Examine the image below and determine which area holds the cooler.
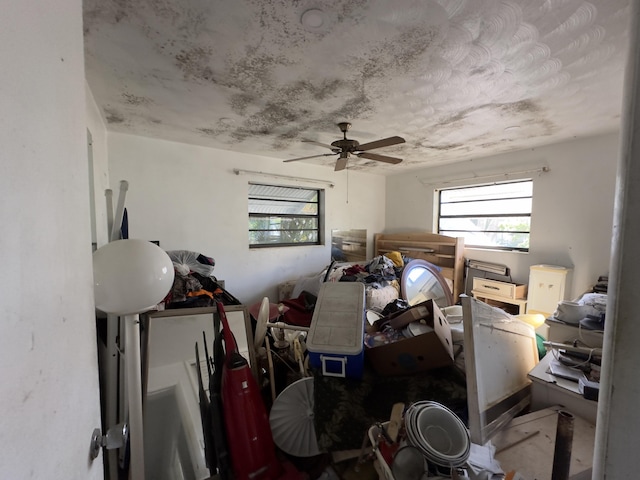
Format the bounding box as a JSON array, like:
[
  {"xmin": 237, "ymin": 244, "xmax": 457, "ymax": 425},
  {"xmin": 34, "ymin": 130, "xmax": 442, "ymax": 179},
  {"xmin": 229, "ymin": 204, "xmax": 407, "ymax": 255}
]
[{"xmin": 307, "ymin": 282, "xmax": 365, "ymax": 379}]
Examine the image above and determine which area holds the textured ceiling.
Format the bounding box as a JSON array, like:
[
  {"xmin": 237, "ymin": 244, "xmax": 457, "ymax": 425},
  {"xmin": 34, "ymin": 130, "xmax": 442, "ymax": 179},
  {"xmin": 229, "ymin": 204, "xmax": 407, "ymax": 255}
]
[{"xmin": 83, "ymin": 0, "xmax": 631, "ymax": 175}]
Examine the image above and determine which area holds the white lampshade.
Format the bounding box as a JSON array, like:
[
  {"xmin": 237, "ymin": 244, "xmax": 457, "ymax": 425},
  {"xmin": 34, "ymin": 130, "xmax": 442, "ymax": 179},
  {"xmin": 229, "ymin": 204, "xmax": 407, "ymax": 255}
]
[{"xmin": 93, "ymin": 239, "xmax": 175, "ymax": 315}]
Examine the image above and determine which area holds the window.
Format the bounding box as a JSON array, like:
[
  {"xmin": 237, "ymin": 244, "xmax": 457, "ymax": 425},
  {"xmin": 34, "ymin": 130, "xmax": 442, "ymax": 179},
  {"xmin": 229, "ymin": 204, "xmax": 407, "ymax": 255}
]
[
  {"xmin": 438, "ymin": 180, "xmax": 532, "ymax": 251},
  {"xmin": 248, "ymin": 183, "xmax": 323, "ymax": 247}
]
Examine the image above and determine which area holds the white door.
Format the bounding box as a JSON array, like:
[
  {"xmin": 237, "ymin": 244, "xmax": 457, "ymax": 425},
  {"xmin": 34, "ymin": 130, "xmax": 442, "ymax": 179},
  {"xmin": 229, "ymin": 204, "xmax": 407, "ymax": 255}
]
[{"xmin": 0, "ymin": 2, "xmax": 104, "ymax": 477}]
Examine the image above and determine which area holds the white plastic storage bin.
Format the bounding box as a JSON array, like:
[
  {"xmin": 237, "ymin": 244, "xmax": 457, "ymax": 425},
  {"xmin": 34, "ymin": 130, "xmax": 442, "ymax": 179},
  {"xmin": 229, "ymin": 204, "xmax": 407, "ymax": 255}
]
[{"xmin": 307, "ymin": 282, "xmax": 365, "ymax": 379}]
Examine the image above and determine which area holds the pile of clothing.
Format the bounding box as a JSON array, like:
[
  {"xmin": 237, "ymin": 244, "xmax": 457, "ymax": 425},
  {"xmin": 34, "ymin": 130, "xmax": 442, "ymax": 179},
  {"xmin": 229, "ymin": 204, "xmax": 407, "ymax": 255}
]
[{"xmin": 163, "ymin": 250, "xmax": 240, "ymax": 308}]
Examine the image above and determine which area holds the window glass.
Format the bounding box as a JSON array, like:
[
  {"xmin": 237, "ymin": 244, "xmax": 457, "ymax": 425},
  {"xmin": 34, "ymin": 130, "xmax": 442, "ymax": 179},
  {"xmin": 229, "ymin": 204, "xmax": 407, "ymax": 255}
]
[
  {"xmin": 438, "ymin": 180, "xmax": 532, "ymax": 251},
  {"xmin": 248, "ymin": 184, "xmax": 322, "ymax": 247}
]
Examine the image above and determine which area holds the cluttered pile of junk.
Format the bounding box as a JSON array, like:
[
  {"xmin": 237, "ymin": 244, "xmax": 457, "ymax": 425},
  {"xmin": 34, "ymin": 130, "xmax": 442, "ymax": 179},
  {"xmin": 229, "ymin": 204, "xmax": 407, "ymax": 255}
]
[
  {"xmin": 161, "ymin": 250, "xmax": 304, "ymax": 480},
  {"xmin": 165, "ymin": 250, "xmax": 532, "ymax": 480}
]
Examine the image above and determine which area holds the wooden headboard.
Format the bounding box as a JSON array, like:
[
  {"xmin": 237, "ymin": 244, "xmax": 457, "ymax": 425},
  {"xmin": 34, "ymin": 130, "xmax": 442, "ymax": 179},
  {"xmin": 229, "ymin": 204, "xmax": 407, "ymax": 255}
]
[{"xmin": 374, "ymin": 232, "xmax": 465, "ymax": 301}]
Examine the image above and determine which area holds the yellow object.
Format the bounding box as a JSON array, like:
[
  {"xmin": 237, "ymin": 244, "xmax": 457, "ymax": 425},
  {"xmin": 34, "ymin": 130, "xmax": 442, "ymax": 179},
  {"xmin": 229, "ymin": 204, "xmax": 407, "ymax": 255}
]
[
  {"xmin": 385, "ymin": 251, "xmax": 404, "ymax": 267},
  {"xmin": 516, "ymin": 313, "xmax": 546, "ymax": 328}
]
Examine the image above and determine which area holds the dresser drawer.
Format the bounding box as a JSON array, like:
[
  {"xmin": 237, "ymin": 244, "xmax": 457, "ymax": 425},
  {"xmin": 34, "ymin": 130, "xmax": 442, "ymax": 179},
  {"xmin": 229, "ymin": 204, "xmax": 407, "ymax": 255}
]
[{"xmin": 472, "ymin": 278, "xmax": 527, "ymax": 299}]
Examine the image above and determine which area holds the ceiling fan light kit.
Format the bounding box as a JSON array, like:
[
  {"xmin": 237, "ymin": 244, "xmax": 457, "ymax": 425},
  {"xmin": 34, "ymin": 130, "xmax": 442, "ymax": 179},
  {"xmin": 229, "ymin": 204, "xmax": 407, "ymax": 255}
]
[{"xmin": 285, "ymin": 122, "xmax": 405, "ymax": 171}]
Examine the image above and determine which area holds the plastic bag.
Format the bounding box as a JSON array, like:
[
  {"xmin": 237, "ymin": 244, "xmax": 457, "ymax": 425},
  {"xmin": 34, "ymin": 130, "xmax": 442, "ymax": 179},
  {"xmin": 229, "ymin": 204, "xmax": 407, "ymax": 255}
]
[{"xmin": 167, "ymin": 250, "xmax": 215, "ymax": 277}]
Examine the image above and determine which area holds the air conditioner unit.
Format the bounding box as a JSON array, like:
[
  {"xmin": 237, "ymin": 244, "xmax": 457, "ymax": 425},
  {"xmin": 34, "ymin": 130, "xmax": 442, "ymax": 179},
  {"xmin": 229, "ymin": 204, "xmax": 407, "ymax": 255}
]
[{"xmin": 467, "ymin": 259, "xmax": 509, "ymax": 276}]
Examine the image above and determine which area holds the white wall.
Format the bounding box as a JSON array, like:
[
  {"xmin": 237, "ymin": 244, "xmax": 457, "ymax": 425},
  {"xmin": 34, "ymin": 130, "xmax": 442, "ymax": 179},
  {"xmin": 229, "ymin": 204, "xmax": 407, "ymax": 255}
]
[
  {"xmin": 106, "ymin": 131, "xmax": 619, "ymax": 304},
  {"xmin": 385, "ymin": 132, "xmax": 619, "ymax": 300},
  {"xmin": 107, "ymin": 133, "xmax": 386, "ymax": 307},
  {"xmin": 0, "ymin": 1, "xmax": 103, "ymax": 478}
]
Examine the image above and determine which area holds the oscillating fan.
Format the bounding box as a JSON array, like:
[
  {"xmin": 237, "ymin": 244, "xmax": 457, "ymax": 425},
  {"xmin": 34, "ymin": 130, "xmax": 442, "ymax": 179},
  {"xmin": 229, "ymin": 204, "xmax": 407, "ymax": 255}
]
[{"xmin": 269, "ymin": 377, "xmax": 320, "ymax": 457}]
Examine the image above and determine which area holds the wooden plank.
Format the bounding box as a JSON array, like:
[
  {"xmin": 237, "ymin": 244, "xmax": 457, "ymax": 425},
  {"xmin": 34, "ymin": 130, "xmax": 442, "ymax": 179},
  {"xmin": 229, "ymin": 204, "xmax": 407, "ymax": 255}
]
[
  {"xmin": 494, "ymin": 407, "xmax": 596, "ymax": 479},
  {"xmin": 376, "ymin": 232, "xmax": 457, "ymax": 244}
]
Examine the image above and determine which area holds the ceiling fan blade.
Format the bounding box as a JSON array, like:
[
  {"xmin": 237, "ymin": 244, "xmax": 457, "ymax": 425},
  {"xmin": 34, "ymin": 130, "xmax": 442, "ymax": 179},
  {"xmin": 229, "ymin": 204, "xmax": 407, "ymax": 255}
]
[
  {"xmin": 283, "ymin": 153, "xmax": 336, "ymax": 163},
  {"xmin": 357, "ymin": 152, "xmax": 403, "ymax": 164},
  {"xmin": 301, "ymin": 139, "xmax": 337, "ymax": 151},
  {"xmin": 357, "ymin": 136, "xmax": 406, "ymax": 151},
  {"xmin": 334, "ymin": 156, "xmax": 349, "ymax": 171}
]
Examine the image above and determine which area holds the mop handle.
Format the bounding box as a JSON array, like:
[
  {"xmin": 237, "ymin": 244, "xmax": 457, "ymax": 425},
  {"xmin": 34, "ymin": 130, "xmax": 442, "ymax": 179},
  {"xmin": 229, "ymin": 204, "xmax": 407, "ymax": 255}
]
[{"xmin": 216, "ymin": 301, "xmax": 239, "ymax": 363}]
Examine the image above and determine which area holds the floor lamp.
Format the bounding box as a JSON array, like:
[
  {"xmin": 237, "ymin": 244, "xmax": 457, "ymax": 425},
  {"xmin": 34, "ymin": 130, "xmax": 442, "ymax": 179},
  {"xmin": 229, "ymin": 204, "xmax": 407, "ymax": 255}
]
[{"xmin": 93, "ymin": 239, "xmax": 175, "ymax": 480}]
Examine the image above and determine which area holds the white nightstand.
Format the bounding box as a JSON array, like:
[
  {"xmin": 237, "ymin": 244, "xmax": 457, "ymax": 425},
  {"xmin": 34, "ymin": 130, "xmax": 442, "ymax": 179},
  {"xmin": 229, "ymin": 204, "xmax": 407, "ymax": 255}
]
[
  {"xmin": 471, "ymin": 278, "xmax": 528, "ymax": 314},
  {"xmin": 527, "ymin": 265, "xmax": 572, "ymax": 317}
]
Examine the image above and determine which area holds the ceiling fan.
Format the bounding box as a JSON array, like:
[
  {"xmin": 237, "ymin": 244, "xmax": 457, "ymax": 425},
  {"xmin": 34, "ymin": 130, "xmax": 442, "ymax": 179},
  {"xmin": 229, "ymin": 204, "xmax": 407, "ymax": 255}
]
[{"xmin": 284, "ymin": 122, "xmax": 406, "ymax": 171}]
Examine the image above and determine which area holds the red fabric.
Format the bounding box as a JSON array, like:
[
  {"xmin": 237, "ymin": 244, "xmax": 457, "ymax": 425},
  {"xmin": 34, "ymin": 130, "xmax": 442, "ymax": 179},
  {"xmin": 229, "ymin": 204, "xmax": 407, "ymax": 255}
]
[{"xmin": 281, "ymin": 294, "xmax": 315, "ymax": 328}]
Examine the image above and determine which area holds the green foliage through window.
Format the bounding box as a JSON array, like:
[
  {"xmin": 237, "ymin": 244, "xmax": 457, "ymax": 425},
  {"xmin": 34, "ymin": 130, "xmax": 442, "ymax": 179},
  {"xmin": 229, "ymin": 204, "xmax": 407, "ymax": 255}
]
[
  {"xmin": 438, "ymin": 180, "xmax": 532, "ymax": 251},
  {"xmin": 248, "ymin": 184, "xmax": 322, "ymax": 247}
]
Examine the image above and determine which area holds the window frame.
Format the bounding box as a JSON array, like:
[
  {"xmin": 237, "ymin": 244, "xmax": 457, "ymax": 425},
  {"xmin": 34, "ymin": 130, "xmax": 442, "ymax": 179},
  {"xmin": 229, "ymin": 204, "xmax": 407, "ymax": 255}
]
[
  {"xmin": 248, "ymin": 182, "xmax": 324, "ymax": 249},
  {"xmin": 436, "ymin": 179, "xmax": 533, "ymax": 252}
]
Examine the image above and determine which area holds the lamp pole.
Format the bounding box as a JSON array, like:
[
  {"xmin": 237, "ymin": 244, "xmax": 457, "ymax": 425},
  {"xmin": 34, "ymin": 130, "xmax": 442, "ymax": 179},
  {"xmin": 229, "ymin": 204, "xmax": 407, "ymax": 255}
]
[
  {"xmin": 125, "ymin": 314, "xmax": 145, "ymax": 480},
  {"xmin": 92, "ymin": 239, "xmax": 175, "ymax": 480}
]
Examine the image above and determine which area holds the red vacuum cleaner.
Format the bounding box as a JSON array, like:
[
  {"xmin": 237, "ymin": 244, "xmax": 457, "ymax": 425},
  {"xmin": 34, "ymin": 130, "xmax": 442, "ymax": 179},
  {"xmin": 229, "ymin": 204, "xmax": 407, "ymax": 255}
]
[{"xmin": 217, "ymin": 302, "xmax": 302, "ymax": 480}]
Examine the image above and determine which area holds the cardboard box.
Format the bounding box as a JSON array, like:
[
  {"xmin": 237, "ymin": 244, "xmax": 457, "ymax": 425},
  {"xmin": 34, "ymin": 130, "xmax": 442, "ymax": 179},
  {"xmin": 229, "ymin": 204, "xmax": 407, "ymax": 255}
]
[
  {"xmin": 365, "ymin": 300, "xmax": 454, "ymax": 376},
  {"xmin": 388, "ymin": 301, "xmax": 432, "ymax": 329}
]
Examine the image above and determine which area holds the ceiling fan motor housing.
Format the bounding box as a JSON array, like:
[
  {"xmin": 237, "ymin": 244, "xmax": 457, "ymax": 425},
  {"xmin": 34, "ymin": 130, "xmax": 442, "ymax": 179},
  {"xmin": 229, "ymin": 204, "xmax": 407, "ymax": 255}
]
[{"xmin": 331, "ymin": 138, "xmax": 360, "ymax": 152}]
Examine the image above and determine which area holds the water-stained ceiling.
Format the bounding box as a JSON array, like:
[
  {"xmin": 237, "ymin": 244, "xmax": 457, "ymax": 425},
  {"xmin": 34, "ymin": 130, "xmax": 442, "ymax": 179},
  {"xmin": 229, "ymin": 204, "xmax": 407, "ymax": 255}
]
[{"xmin": 83, "ymin": 0, "xmax": 631, "ymax": 174}]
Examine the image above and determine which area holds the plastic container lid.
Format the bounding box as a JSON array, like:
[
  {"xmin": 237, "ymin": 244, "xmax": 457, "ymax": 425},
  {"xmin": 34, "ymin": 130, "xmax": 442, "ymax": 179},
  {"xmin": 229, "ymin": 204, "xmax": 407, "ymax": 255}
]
[{"xmin": 307, "ymin": 282, "xmax": 365, "ymax": 356}]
